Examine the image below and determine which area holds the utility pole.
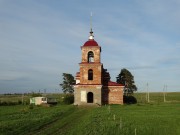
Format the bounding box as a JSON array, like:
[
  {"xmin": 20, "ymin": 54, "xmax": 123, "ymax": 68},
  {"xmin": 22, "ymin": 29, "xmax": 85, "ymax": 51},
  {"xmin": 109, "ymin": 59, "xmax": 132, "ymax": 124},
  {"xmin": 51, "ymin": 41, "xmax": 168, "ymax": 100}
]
[
  {"xmin": 165, "ymin": 85, "xmax": 167, "ymax": 101},
  {"xmin": 147, "ymin": 83, "xmax": 149, "ymax": 103},
  {"xmin": 146, "ymin": 85, "xmax": 147, "ymax": 101},
  {"xmin": 22, "ymin": 93, "xmax": 24, "ymax": 105},
  {"xmin": 163, "ymin": 85, "xmax": 165, "ymax": 102}
]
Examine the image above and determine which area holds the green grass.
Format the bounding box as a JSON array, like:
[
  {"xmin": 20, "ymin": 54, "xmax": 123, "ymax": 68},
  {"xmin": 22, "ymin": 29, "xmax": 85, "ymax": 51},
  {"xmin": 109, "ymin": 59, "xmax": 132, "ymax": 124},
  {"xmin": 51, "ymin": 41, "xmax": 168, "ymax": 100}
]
[
  {"xmin": 134, "ymin": 92, "xmax": 180, "ymax": 103},
  {"xmin": 0, "ymin": 92, "xmax": 180, "ymax": 135}
]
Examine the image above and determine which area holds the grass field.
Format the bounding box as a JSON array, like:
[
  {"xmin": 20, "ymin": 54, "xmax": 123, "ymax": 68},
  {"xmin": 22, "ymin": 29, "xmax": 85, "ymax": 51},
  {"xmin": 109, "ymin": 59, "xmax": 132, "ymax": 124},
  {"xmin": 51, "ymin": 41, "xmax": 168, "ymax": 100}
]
[
  {"xmin": 0, "ymin": 92, "xmax": 180, "ymax": 135},
  {"xmin": 134, "ymin": 92, "xmax": 180, "ymax": 103}
]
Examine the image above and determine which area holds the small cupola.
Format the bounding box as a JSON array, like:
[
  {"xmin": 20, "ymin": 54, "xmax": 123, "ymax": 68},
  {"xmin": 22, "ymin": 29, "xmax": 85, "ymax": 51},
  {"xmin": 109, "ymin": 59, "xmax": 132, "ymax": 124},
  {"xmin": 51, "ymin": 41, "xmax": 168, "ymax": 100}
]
[
  {"xmin": 83, "ymin": 29, "xmax": 99, "ymax": 46},
  {"xmin": 89, "ymin": 28, "xmax": 94, "ymax": 40}
]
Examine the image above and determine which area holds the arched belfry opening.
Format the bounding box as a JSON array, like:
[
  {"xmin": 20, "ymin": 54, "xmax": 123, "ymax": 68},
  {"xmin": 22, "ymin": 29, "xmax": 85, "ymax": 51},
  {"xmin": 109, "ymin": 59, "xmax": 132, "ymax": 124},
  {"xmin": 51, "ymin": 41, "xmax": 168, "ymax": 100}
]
[
  {"xmin": 87, "ymin": 92, "xmax": 93, "ymax": 103},
  {"xmin": 88, "ymin": 69, "xmax": 93, "ymax": 80},
  {"xmin": 88, "ymin": 51, "xmax": 94, "ymax": 63}
]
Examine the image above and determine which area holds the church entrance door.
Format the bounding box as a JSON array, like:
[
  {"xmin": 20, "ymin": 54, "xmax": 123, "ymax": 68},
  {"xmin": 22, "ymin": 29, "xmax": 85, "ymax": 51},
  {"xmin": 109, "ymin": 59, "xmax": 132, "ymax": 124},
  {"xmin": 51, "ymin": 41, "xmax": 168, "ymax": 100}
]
[{"xmin": 87, "ymin": 92, "xmax": 93, "ymax": 103}]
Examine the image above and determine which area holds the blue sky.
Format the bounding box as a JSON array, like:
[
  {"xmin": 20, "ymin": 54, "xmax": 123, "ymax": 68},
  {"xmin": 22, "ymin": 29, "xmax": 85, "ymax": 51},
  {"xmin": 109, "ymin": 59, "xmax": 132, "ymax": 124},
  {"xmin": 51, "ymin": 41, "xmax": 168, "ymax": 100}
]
[{"xmin": 0, "ymin": 0, "xmax": 180, "ymax": 93}]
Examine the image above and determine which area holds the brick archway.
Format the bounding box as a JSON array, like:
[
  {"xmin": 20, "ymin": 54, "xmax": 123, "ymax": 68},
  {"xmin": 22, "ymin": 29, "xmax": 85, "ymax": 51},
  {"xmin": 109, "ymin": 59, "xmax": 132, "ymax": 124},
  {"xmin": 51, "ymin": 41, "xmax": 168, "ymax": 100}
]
[{"xmin": 87, "ymin": 92, "xmax": 93, "ymax": 103}]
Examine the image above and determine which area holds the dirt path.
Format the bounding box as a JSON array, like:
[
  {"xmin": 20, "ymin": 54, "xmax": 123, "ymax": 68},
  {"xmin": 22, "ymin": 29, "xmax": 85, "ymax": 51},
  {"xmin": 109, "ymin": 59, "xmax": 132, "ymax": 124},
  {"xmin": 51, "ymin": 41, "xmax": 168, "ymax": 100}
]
[{"xmin": 27, "ymin": 106, "xmax": 92, "ymax": 135}]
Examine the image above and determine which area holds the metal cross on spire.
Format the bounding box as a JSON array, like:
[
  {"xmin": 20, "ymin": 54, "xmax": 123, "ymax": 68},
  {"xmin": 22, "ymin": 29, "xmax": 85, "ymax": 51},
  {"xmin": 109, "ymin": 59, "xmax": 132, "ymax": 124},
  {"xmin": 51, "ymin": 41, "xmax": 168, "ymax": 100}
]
[
  {"xmin": 90, "ymin": 12, "xmax": 93, "ymax": 32},
  {"xmin": 89, "ymin": 12, "xmax": 94, "ymax": 40}
]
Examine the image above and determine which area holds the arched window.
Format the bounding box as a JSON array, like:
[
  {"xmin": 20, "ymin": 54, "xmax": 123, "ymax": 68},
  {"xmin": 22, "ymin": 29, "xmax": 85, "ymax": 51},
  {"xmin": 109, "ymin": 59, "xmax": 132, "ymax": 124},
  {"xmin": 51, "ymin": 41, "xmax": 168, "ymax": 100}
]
[
  {"xmin": 88, "ymin": 51, "xmax": 94, "ymax": 63},
  {"xmin": 88, "ymin": 69, "xmax": 93, "ymax": 80},
  {"xmin": 87, "ymin": 92, "xmax": 93, "ymax": 103}
]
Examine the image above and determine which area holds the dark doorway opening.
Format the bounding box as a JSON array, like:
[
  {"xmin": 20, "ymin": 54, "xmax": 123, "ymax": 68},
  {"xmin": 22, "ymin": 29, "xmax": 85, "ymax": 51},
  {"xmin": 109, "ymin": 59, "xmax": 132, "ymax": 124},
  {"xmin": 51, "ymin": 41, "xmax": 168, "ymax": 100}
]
[{"xmin": 87, "ymin": 92, "xmax": 93, "ymax": 103}]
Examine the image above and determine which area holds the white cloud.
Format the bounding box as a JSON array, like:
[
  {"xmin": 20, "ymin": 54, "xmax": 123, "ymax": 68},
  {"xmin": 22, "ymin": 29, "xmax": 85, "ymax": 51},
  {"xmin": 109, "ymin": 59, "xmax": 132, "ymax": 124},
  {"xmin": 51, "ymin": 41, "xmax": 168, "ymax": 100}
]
[{"xmin": 0, "ymin": 0, "xmax": 180, "ymax": 93}]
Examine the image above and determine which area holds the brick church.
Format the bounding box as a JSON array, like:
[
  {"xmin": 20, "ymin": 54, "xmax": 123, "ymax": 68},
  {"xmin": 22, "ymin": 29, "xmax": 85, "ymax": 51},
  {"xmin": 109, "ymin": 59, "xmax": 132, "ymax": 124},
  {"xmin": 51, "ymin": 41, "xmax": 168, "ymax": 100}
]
[{"xmin": 74, "ymin": 28, "xmax": 124, "ymax": 105}]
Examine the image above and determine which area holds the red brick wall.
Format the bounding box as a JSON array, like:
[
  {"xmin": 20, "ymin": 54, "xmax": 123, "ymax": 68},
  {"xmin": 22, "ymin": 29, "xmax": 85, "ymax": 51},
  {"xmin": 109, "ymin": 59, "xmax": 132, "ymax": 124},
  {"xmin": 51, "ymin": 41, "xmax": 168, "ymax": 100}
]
[
  {"xmin": 79, "ymin": 63, "xmax": 102, "ymax": 84},
  {"xmin": 102, "ymin": 86, "xmax": 123, "ymax": 104}
]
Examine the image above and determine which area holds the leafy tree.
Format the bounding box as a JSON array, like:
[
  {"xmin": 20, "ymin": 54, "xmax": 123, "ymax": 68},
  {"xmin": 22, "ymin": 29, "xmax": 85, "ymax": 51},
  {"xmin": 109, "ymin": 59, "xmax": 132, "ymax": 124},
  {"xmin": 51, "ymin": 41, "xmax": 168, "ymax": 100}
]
[
  {"xmin": 116, "ymin": 68, "xmax": 137, "ymax": 96},
  {"xmin": 60, "ymin": 73, "xmax": 75, "ymax": 94}
]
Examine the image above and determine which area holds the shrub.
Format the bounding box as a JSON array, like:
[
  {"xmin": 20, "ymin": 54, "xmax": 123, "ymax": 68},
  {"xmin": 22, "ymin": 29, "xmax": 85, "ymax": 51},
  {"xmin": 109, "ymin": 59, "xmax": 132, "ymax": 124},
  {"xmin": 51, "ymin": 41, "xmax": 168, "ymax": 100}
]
[
  {"xmin": 123, "ymin": 95, "xmax": 137, "ymax": 104},
  {"xmin": 63, "ymin": 94, "xmax": 74, "ymax": 104},
  {"xmin": 0, "ymin": 101, "xmax": 7, "ymax": 106},
  {"xmin": 18, "ymin": 100, "xmax": 22, "ymax": 105},
  {"xmin": 29, "ymin": 104, "xmax": 34, "ymax": 109}
]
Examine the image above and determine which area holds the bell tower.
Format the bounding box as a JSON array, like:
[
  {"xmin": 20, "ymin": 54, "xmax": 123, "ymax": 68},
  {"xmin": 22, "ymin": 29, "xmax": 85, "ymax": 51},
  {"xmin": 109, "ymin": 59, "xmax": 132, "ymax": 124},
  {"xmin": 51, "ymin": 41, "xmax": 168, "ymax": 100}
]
[
  {"xmin": 74, "ymin": 28, "xmax": 103, "ymax": 105},
  {"xmin": 79, "ymin": 30, "xmax": 102, "ymax": 85},
  {"xmin": 74, "ymin": 14, "xmax": 124, "ymax": 106}
]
